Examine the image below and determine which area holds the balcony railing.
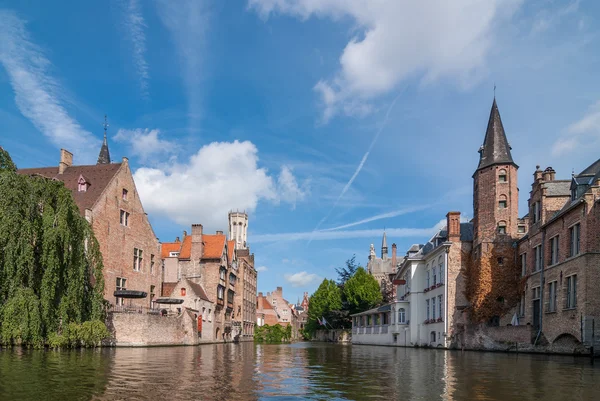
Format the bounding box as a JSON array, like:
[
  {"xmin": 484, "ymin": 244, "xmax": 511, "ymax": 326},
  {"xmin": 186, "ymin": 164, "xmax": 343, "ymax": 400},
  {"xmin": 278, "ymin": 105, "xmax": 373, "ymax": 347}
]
[
  {"xmin": 111, "ymin": 305, "xmax": 162, "ymax": 315},
  {"xmin": 381, "ymin": 325, "xmax": 388, "ymax": 334}
]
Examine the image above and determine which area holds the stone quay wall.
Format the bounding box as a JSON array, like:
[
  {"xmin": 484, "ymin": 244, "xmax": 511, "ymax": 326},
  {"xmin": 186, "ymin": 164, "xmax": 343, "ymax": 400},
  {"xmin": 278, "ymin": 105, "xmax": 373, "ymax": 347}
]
[{"xmin": 313, "ymin": 329, "xmax": 351, "ymax": 343}]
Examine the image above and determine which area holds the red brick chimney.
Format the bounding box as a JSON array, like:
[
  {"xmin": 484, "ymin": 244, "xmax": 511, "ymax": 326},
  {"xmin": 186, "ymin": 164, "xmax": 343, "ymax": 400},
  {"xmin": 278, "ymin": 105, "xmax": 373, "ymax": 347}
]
[
  {"xmin": 446, "ymin": 211, "xmax": 461, "ymax": 241},
  {"xmin": 391, "ymin": 243, "xmax": 397, "ymax": 268}
]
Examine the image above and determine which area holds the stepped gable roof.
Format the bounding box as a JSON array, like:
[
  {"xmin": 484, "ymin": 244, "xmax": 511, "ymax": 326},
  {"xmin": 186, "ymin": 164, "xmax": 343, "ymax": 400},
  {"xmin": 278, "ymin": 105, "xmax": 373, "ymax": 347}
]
[
  {"xmin": 476, "ymin": 98, "xmax": 517, "ymax": 171},
  {"xmin": 202, "ymin": 234, "xmax": 226, "ymax": 259},
  {"xmin": 186, "ymin": 280, "xmax": 211, "ymax": 302},
  {"xmin": 17, "ymin": 163, "xmax": 122, "ymax": 215}
]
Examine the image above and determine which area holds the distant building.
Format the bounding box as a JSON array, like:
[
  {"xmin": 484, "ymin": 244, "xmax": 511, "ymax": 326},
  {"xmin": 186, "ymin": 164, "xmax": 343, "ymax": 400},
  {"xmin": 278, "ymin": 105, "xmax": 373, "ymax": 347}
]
[
  {"xmin": 18, "ymin": 137, "xmax": 161, "ymax": 310},
  {"xmin": 367, "ymin": 233, "xmax": 399, "ymax": 302},
  {"xmin": 256, "ymin": 292, "xmax": 278, "ymax": 326}
]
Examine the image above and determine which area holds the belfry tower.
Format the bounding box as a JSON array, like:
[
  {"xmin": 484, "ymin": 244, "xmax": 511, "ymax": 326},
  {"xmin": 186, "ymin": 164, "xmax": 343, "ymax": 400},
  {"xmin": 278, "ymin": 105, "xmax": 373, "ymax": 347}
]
[{"xmin": 228, "ymin": 211, "xmax": 248, "ymax": 250}]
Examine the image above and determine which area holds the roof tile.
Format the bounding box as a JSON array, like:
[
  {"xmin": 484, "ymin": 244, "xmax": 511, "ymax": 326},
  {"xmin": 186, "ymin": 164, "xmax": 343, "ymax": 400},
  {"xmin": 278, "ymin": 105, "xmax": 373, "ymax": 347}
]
[{"xmin": 202, "ymin": 234, "xmax": 226, "ymax": 259}]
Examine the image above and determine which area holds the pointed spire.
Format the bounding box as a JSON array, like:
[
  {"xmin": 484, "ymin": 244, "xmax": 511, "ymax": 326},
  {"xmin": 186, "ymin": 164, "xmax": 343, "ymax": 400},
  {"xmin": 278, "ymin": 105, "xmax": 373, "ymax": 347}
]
[
  {"xmin": 381, "ymin": 230, "xmax": 388, "ymax": 258},
  {"xmin": 476, "ymin": 98, "xmax": 516, "ymax": 171},
  {"xmin": 97, "ymin": 115, "xmax": 111, "ymax": 164}
]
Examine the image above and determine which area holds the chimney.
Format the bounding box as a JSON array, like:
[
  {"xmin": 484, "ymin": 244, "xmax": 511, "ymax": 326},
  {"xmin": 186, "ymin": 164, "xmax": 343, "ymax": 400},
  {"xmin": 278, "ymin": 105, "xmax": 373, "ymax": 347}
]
[
  {"xmin": 534, "ymin": 165, "xmax": 543, "ymax": 182},
  {"xmin": 192, "ymin": 224, "xmax": 203, "ymax": 257},
  {"xmin": 175, "ymin": 236, "xmax": 180, "ymax": 243},
  {"xmin": 216, "ymin": 230, "xmax": 224, "ymax": 235},
  {"xmin": 258, "ymin": 292, "xmax": 263, "ymax": 298},
  {"xmin": 58, "ymin": 149, "xmax": 73, "ymax": 174},
  {"xmin": 446, "ymin": 211, "xmax": 461, "ymax": 241},
  {"xmin": 276, "ymin": 286, "xmax": 282, "ymax": 296},
  {"xmin": 543, "ymin": 167, "xmax": 556, "ymax": 182},
  {"xmin": 391, "ymin": 243, "xmax": 397, "ymax": 268}
]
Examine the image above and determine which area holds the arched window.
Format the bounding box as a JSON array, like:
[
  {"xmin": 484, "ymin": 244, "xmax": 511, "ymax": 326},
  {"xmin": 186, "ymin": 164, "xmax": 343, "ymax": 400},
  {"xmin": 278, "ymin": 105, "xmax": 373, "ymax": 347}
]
[
  {"xmin": 398, "ymin": 308, "xmax": 406, "ymax": 324},
  {"xmin": 499, "ymin": 194, "xmax": 508, "ymax": 209},
  {"xmin": 498, "ymin": 221, "xmax": 507, "ymax": 235},
  {"xmin": 499, "ymin": 169, "xmax": 507, "ymax": 182},
  {"xmin": 430, "ymin": 331, "xmax": 436, "ymax": 343}
]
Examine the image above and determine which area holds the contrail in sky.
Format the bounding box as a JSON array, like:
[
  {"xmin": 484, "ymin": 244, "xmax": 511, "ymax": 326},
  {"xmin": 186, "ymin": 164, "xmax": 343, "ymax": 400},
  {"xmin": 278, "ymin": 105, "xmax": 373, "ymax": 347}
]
[{"xmin": 308, "ymin": 91, "xmax": 404, "ymax": 243}]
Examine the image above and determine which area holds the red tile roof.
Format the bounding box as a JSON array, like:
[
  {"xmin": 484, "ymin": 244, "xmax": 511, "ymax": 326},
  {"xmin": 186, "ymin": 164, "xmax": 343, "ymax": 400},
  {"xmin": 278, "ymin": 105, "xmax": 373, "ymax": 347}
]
[
  {"xmin": 202, "ymin": 234, "xmax": 226, "ymax": 259},
  {"xmin": 258, "ymin": 295, "xmax": 274, "ymax": 311},
  {"xmin": 18, "ymin": 163, "xmax": 122, "ymax": 215},
  {"xmin": 161, "ymin": 241, "xmax": 181, "ymax": 258},
  {"xmin": 179, "ymin": 236, "xmax": 192, "ymax": 259},
  {"xmin": 227, "ymin": 240, "xmax": 235, "ymax": 263}
]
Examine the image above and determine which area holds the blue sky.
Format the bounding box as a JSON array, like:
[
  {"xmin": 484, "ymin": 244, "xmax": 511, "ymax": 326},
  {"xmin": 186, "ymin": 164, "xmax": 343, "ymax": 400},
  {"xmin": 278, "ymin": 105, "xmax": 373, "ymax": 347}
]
[{"xmin": 1, "ymin": 0, "xmax": 599, "ymax": 303}]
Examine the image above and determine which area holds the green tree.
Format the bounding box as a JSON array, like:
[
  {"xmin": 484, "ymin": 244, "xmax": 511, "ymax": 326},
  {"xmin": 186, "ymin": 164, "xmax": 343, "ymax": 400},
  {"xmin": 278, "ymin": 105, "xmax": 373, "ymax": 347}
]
[
  {"xmin": 343, "ymin": 267, "xmax": 383, "ymax": 315},
  {"xmin": 335, "ymin": 255, "xmax": 358, "ymax": 286},
  {"xmin": 305, "ymin": 279, "xmax": 342, "ymax": 335},
  {"xmin": 0, "ymin": 148, "xmax": 106, "ymax": 347}
]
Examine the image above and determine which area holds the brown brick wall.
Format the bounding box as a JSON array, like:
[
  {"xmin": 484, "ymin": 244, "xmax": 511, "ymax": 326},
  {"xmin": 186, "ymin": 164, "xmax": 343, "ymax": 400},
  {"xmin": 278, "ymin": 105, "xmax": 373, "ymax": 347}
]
[{"xmin": 91, "ymin": 161, "xmax": 161, "ymax": 309}]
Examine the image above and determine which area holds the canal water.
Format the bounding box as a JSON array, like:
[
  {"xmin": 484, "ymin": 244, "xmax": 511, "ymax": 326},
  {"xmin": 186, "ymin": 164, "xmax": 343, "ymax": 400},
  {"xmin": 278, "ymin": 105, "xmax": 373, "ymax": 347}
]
[{"xmin": 1, "ymin": 342, "xmax": 598, "ymax": 400}]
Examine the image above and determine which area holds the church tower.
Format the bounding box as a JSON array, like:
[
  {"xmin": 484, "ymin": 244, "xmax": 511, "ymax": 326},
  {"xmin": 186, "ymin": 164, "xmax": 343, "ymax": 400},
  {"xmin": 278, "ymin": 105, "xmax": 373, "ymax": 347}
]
[
  {"xmin": 381, "ymin": 231, "xmax": 388, "ymax": 259},
  {"xmin": 472, "ymin": 98, "xmax": 519, "ymax": 255},
  {"xmin": 228, "ymin": 211, "xmax": 248, "ymax": 250}
]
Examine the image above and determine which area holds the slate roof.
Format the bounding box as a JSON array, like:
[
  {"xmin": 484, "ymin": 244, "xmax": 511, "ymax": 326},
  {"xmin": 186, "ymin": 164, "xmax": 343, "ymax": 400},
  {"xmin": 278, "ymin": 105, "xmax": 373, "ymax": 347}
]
[
  {"xmin": 17, "ymin": 163, "xmax": 122, "ymax": 215},
  {"xmin": 97, "ymin": 134, "xmax": 111, "ymax": 164},
  {"xmin": 477, "ymin": 98, "xmax": 517, "ymax": 171},
  {"xmin": 544, "ymin": 181, "xmax": 571, "ymax": 197},
  {"xmin": 579, "ymin": 158, "xmax": 600, "ymax": 176},
  {"xmin": 405, "ymin": 222, "xmax": 473, "ymax": 259},
  {"xmin": 202, "ymin": 234, "xmax": 226, "ymax": 259}
]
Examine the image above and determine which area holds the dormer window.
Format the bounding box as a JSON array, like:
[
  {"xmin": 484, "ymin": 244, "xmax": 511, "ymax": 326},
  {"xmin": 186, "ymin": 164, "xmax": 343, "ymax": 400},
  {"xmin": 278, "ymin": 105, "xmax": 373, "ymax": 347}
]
[
  {"xmin": 77, "ymin": 175, "xmax": 90, "ymax": 192},
  {"xmin": 498, "ymin": 169, "xmax": 507, "ymax": 182}
]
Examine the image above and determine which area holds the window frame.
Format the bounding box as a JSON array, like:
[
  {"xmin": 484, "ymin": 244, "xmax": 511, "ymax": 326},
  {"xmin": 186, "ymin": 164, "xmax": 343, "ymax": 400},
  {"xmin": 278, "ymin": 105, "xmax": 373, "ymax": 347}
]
[
  {"xmin": 548, "ymin": 281, "xmax": 557, "ymax": 312},
  {"xmin": 120, "ymin": 209, "xmax": 130, "ymax": 227},
  {"xmin": 520, "ymin": 253, "xmax": 527, "ymax": 276},
  {"xmin": 566, "ymin": 275, "xmax": 577, "ymax": 309},
  {"xmin": 116, "ymin": 277, "xmax": 126, "ymax": 306},
  {"xmin": 122, "ymin": 188, "xmax": 128, "ymax": 201},
  {"xmin": 133, "ymin": 248, "xmax": 143, "ymax": 271},
  {"xmin": 438, "ymin": 295, "xmax": 443, "ymax": 320},
  {"xmin": 549, "ymin": 236, "xmax": 559, "ymax": 266},
  {"xmin": 569, "ymin": 223, "xmax": 581, "ymax": 257}
]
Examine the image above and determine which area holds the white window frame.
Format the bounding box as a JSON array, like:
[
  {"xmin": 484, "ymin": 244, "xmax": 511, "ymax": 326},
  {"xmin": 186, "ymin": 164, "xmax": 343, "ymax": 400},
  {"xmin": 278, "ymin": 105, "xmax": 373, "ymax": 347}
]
[
  {"xmin": 438, "ymin": 295, "xmax": 443, "ymax": 320},
  {"xmin": 431, "ymin": 298, "xmax": 436, "ymax": 320},
  {"xmin": 120, "ymin": 209, "xmax": 130, "ymax": 227},
  {"xmin": 426, "ymin": 299, "xmax": 430, "ymax": 320},
  {"xmin": 133, "ymin": 248, "xmax": 142, "ymax": 271},
  {"xmin": 398, "ymin": 308, "xmax": 406, "ymax": 324},
  {"xmin": 116, "ymin": 277, "xmax": 126, "ymax": 305}
]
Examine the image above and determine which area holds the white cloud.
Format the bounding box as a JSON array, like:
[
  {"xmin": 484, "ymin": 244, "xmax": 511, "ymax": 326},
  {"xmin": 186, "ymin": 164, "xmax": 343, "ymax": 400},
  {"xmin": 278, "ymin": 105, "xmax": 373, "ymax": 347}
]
[
  {"xmin": 285, "ymin": 271, "xmax": 320, "ymax": 287},
  {"xmin": 0, "ymin": 10, "xmax": 99, "ymax": 163},
  {"xmin": 122, "ymin": 0, "xmax": 150, "ymax": 97},
  {"xmin": 133, "ymin": 140, "xmax": 307, "ymax": 229},
  {"xmin": 155, "ymin": 0, "xmax": 210, "ymax": 127},
  {"xmin": 531, "ymin": 0, "xmax": 580, "ymax": 34},
  {"xmin": 114, "ymin": 128, "xmax": 176, "ymax": 162},
  {"xmin": 249, "ymin": 0, "xmax": 523, "ymax": 121},
  {"xmin": 321, "ymin": 204, "xmax": 430, "ymax": 231},
  {"xmin": 256, "ymin": 266, "xmax": 268, "ymax": 272},
  {"xmin": 253, "ymin": 219, "xmax": 446, "ymax": 243},
  {"xmin": 277, "ymin": 165, "xmax": 308, "ymax": 208},
  {"xmin": 552, "ymin": 101, "xmax": 600, "ymax": 156}
]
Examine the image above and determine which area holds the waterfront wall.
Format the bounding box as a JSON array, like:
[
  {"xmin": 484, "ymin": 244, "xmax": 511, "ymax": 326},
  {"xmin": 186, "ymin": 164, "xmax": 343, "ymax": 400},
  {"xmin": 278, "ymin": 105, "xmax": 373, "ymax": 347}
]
[
  {"xmin": 313, "ymin": 329, "xmax": 351, "ymax": 343},
  {"xmin": 107, "ymin": 310, "xmax": 221, "ymax": 346}
]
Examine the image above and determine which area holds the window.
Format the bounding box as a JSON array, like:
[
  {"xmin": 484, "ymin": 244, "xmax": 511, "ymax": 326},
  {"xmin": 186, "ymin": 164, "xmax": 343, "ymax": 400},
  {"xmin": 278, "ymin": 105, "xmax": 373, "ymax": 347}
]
[
  {"xmin": 497, "ymin": 257, "xmax": 504, "ymax": 265},
  {"xmin": 229, "ymin": 273, "xmax": 236, "ymax": 285},
  {"xmin": 499, "ymin": 194, "xmax": 507, "ymax": 209},
  {"xmin": 122, "ymin": 188, "xmax": 128, "ymax": 201},
  {"xmin": 217, "ymin": 285, "xmax": 225, "ymax": 300},
  {"xmin": 433, "ymin": 268, "xmax": 437, "ymax": 286},
  {"xmin": 548, "ymin": 281, "xmax": 557, "ymax": 312},
  {"xmin": 120, "ymin": 210, "xmax": 130, "ymax": 227},
  {"xmin": 498, "ymin": 222, "xmax": 506, "ymax": 235},
  {"xmin": 398, "ymin": 308, "xmax": 406, "ymax": 324},
  {"xmin": 181, "ymin": 288, "xmax": 186, "ymax": 296},
  {"xmin": 438, "ymin": 295, "xmax": 443, "ymax": 320},
  {"xmin": 549, "ymin": 236, "xmax": 559, "ymax": 265},
  {"xmin": 220, "ymin": 268, "xmax": 226, "ymax": 280},
  {"xmin": 426, "ymin": 269, "xmax": 430, "ymax": 288},
  {"xmin": 116, "ymin": 277, "xmax": 126, "ymax": 305},
  {"xmin": 533, "ymin": 245, "xmax": 542, "ymax": 272},
  {"xmin": 519, "ymin": 293, "xmax": 525, "ymax": 316},
  {"xmin": 150, "ymin": 254, "xmax": 155, "ymax": 274},
  {"xmin": 432, "ymin": 298, "xmax": 436, "ymax": 320},
  {"xmin": 202, "ymin": 307, "xmax": 206, "ymax": 321},
  {"xmin": 532, "ymin": 201, "xmax": 541, "ymax": 223},
  {"xmin": 439, "ymin": 259, "xmax": 444, "ymax": 284},
  {"xmin": 520, "ymin": 253, "xmax": 527, "ymax": 276},
  {"xmin": 569, "ymin": 224, "xmax": 580, "ymax": 257},
  {"xmin": 499, "ymin": 169, "xmax": 507, "ymax": 182},
  {"xmin": 566, "ymin": 275, "xmax": 577, "ymax": 308},
  {"xmin": 133, "ymin": 248, "xmax": 142, "ymax": 271},
  {"xmin": 426, "ymin": 299, "xmax": 430, "ymax": 320},
  {"xmin": 532, "ymin": 286, "xmax": 540, "ymax": 300},
  {"xmin": 518, "ymin": 225, "xmax": 526, "ymax": 234},
  {"xmin": 208, "ymin": 309, "xmax": 212, "ymax": 322}
]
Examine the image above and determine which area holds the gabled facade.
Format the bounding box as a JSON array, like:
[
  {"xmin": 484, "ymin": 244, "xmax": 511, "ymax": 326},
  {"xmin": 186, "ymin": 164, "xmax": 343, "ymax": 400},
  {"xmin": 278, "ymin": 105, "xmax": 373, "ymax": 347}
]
[
  {"xmin": 367, "ymin": 233, "xmax": 398, "ymax": 302},
  {"xmin": 18, "ymin": 146, "xmax": 162, "ymax": 310}
]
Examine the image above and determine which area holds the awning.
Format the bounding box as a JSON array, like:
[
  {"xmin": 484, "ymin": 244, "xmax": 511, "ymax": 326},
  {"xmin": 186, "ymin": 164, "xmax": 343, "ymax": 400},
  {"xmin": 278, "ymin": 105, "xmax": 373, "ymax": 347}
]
[
  {"xmin": 114, "ymin": 290, "xmax": 148, "ymax": 299},
  {"xmin": 154, "ymin": 298, "xmax": 184, "ymax": 304}
]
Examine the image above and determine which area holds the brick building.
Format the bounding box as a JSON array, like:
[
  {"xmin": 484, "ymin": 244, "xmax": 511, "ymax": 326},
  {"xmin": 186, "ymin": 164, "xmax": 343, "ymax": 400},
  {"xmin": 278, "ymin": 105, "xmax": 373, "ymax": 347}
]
[
  {"xmin": 18, "ymin": 136, "xmax": 162, "ymax": 310},
  {"xmin": 517, "ymin": 160, "xmax": 600, "ymax": 345},
  {"xmin": 229, "ymin": 212, "xmax": 257, "ymax": 340},
  {"xmin": 367, "ymin": 233, "xmax": 398, "ymax": 302},
  {"xmin": 256, "ymin": 292, "xmax": 278, "ymax": 326},
  {"xmin": 162, "ymin": 225, "xmax": 239, "ymax": 342}
]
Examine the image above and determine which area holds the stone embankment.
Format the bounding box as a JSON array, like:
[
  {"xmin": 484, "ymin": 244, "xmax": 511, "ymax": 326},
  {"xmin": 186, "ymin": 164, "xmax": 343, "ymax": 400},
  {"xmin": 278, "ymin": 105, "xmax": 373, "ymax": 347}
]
[{"xmin": 313, "ymin": 329, "xmax": 351, "ymax": 343}]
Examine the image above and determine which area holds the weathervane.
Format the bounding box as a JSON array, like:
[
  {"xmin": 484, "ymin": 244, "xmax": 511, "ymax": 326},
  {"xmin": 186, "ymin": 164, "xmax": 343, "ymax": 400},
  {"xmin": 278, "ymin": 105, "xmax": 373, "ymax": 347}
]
[
  {"xmin": 103, "ymin": 115, "xmax": 109, "ymax": 137},
  {"xmin": 494, "ymin": 82, "xmax": 496, "ymax": 98}
]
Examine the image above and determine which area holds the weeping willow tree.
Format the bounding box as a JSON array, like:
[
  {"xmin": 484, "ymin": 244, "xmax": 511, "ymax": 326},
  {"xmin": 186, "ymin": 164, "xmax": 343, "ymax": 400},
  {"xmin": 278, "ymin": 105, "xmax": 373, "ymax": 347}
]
[{"xmin": 0, "ymin": 148, "xmax": 106, "ymax": 347}]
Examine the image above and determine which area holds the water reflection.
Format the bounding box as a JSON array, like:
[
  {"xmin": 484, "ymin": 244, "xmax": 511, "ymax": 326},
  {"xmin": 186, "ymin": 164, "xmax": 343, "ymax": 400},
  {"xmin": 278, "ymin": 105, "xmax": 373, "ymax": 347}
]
[{"xmin": 1, "ymin": 343, "xmax": 599, "ymax": 400}]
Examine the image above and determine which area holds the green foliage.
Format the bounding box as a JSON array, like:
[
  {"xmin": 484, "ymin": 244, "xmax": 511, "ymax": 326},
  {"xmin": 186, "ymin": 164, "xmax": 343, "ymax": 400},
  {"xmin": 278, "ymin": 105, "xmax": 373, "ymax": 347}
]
[
  {"xmin": 305, "ymin": 279, "xmax": 342, "ymax": 336},
  {"xmin": 343, "ymin": 267, "xmax": 382, "ymax": 315},
  {"xmin": 0, "ymin": 148, "xmax": 106, "ymax": 347},
  {"xmin": 0, "ymin": 147, "xmax": 17, "ymax": 172},
  {"xmin": 254, "ymin": 324, "xmax": 291, "ymax": 343},
  {"xmin": 335, "ymin": 255, "xmax": 358, "ymax": 286}
]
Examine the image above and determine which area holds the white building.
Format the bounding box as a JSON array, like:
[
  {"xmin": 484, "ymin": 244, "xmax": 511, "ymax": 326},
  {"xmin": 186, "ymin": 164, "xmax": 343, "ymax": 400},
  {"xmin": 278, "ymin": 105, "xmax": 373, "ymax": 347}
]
[{"xmin": 352, "ymin": 212, "xmax": 473, "ymax": 348}]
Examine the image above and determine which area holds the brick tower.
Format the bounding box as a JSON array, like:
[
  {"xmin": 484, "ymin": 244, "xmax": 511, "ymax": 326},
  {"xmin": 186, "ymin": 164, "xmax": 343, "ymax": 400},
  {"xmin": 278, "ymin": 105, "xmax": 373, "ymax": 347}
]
[{"xmin": 472, "ymin": 98, "xmax": 519, "ymax": 257}]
